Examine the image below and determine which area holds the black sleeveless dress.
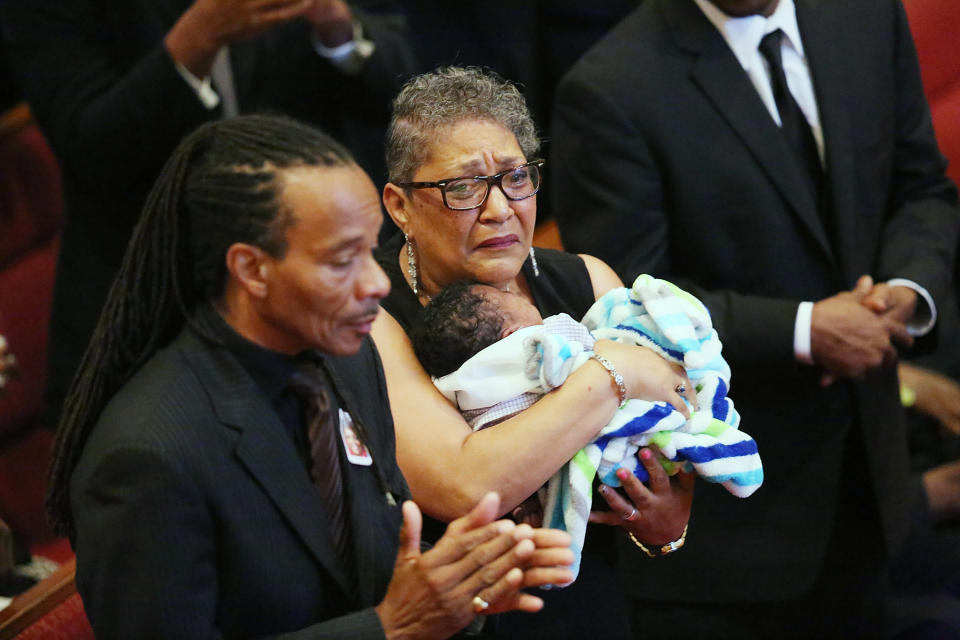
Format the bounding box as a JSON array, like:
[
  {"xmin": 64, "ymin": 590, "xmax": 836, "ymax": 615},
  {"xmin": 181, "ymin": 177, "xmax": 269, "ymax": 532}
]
[{"xmin": 375, "ymin": 233, "xmax": 633, "ymax": 639}]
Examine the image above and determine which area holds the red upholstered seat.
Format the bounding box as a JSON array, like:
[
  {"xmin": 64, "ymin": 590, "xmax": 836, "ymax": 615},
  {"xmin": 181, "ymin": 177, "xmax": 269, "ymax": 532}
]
[
  {"xmin": 905, "ymin": 0, "xmax": 960, "ymax": 187},
  {"xmin": 0, "ymin": 111, "xmax": 62, "ymax": 267},
  {"xmin": 9, "ymin": 593, "xmax": 93, "ymax": 640},
  {"xmin": 0, "ymin": 104, "xmax": 64, "ymax": 552},
  {"xmin": 0, "ymin": 557, "xmax": 93, "ymax": 640}
]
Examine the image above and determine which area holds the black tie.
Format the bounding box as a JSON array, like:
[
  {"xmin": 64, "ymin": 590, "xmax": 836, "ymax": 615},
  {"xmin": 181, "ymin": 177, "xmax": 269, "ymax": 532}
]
[
  {"xmin": 758, "ymin": 29, "xmax": 824, "ymax": 203},
  {"xmin": 289, "ymin": 362, "xmax": 355, "ymax": 588}
]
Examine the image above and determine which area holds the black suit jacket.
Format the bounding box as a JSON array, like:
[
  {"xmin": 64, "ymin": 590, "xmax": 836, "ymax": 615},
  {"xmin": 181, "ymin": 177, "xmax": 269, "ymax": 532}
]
[
  {"xmin": 551, "ymin": 0, "xmax": 959, "ymax": 601},
  {"xmin": 70, "ymin": 327, "xmax": 410, "ymax": 639},
  {"xmin": 0, "ymin": 1, "xmax": 414, "ymax": 427}
]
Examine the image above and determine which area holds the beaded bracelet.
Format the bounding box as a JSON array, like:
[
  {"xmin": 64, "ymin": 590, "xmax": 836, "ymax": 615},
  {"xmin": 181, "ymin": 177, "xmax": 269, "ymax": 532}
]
[
  {"xmin": 589, "ymin": 353, "xmax": 627, "ymax": 408},
  {"xmin": 627, "ymin": 524, "xmax": 688, "ymax": 558}
]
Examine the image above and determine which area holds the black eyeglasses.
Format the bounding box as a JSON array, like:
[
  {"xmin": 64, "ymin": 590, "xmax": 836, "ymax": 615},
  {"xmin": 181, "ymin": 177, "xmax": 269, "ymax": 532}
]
[{"xmin": 396, "ymin": 160, "xmax": 544, "ymax": 211}]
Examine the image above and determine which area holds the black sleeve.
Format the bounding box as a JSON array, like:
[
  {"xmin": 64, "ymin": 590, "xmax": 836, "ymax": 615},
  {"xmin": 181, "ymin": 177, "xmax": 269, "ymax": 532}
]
[{"xmin": 0, "ymin": 0, "xmax": 215, "ymax": 193}]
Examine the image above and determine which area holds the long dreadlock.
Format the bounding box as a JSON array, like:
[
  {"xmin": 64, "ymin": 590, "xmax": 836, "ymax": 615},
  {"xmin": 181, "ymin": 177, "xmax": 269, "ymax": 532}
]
[{"xmin": 47, "ymin": 114, "xmax": 389, "ymax": 539}]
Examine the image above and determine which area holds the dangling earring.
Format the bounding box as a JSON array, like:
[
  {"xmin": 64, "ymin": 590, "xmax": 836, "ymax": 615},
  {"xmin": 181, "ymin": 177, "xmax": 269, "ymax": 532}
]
[
  {"xmin": 529, "ymin": 247, "xmax": 540, "ymax": 277},
  {"xmin": 405, "ymin": 233, "xmax": 419, "ymax": 296}
]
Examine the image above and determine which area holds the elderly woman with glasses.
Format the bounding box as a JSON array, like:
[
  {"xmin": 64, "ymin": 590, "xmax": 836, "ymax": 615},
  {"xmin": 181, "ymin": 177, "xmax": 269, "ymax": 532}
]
[{"xmin": 372, "ymin": 67, "xmax": 695, "ymax": 638}]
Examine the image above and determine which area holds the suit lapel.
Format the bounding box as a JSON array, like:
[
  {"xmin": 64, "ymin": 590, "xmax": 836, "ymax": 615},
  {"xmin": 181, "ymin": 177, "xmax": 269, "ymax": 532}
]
[
  {"xmin": 796, "ymin": 0, "xmax": 857, "ymax": 282},
  {"xmin": 321, "ymin": 357, "xmax": 384, "ymax": 607},
  {"xmin": 181, "ymin": 333, "xmax": 355, "ymax": 597},
  {"xmin": 660, "ymin": 0, "xmax": 836, "ymax": 266}
]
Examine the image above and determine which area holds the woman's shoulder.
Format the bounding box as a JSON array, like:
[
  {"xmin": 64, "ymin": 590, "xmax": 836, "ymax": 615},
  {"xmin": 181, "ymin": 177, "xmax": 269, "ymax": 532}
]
[
  {"xmin": 529, "ymin": 246, "xmax": 591, "ymax": 283},
  {"xmin": 578, "ymin": 253, "xmax": 624, "ymax": 298},
  {"xmin": 526, "ymin": 246, "xmax": 595, "ymax": 318}
]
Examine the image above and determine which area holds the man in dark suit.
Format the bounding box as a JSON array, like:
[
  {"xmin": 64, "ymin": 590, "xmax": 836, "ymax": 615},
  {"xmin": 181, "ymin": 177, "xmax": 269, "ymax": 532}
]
[
  {"xmin": 0, "ymin": 0, "xmax": 415, "ymax": 429},
  {"xmin": 551, "ymin": 0, "xmax": 959, "ymax": 636},
  {"xmin": 48, "ymin": 114, "xmax": 573, "ymax": 639}
]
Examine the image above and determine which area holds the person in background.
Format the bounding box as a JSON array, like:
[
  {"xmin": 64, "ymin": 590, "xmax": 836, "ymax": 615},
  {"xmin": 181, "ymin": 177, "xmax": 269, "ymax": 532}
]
[
  {"xmin": 0, "ymin": 37, "xmax": 19, "ymax": 113},
  {"xmin": 387, "ymin": 0, "xmax": 641, "ymax": 222},
  {"xmin": 887, "ymin": 283, "xmax": 960, "ymax": 635},
  {"xmin": 551, "ymin": 0, "xmax": 960, "ymax": 637},
  {"xmin": 47, "ymin": 114, "xmax": 574, "ymax": 639},
  {"xmin": 0, "ymin": 0, "xmax": 415, "ymax": 430}
]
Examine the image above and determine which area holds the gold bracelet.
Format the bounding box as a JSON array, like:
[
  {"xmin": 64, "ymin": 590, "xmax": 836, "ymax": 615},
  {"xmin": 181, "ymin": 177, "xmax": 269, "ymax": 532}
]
[
  {"xmin": 626, "ymin": 524, "xmax": 688, "ymax": 557},
  {"xmin": 589, "ymin": 353, "xmax": 627, "ymax": 408}
]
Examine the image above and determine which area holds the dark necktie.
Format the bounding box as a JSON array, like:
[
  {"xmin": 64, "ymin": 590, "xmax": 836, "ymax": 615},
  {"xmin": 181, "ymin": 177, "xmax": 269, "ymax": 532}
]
[
  {"xmin": 288, "ymin": 363, "xmax": 355, "ymax": 588},
  {"xmin": 758, "ymin": 29, "xmax": 824, "ymax": 203}
]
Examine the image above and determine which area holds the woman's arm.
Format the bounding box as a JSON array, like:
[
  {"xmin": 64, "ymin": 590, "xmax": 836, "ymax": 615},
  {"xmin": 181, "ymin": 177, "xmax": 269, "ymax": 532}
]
[
  {"xmin": 372, "ymin": 310, "xmax": 625, "ymax": 520},
  {"xmin": 579, "ymin": 253, "xmax": 694, "ymax": 546},
  {"xmin": 371, "ymin": 283, "xmax": 692, "ymax": 521},
  {"xmin": 580, "ymin": 252, "xmax": 696, "ymax": 408}
]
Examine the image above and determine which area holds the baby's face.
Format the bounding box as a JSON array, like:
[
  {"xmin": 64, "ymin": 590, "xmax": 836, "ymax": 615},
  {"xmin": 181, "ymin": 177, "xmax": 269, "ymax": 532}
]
[{"xmin": 472, "ymin": 285, "xmax": 543, "ymax": 338}]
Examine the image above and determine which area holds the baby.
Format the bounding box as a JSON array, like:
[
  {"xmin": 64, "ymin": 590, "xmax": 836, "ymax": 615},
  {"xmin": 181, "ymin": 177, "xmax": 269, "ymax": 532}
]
[
  {"xmin": 412, "ymin": 276, "xmax": 763, "ymax": 581},
  {"xmin": 413, "ymin": 281, "xmax": 551, "ymax": 379}
]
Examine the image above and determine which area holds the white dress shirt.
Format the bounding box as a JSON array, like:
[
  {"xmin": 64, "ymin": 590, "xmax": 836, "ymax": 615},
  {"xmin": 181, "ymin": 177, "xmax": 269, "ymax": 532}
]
[{"xmin": 173, "ymin": 19, "xmax": 375, "ymax": 115}]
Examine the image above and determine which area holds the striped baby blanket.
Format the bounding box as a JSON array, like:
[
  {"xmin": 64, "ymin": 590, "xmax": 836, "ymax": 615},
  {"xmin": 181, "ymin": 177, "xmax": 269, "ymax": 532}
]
[{"xmin": 433, "ymin": 275, "xmax": 763, "ymax": 582}]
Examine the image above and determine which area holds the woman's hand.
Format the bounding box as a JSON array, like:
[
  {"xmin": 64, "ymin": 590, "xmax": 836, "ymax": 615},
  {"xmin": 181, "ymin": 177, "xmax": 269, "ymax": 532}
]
[
  {"xmin": 589, "ymin": 447, "xmax": 694, "ymax": 546},
  {"xmin": 303, "ymin": 0, "xmax": 354, "ymax": 47},
  {"xmin": 899, "ymin": 361, "xmax": 960, "ymax": 436},
  {"xmin": 593, "ymin": 339, "xmax": 696, "ymax": 418},
  {"xmin": 0, "ymin": 334, "xmax": 17, "ymax": 394}
]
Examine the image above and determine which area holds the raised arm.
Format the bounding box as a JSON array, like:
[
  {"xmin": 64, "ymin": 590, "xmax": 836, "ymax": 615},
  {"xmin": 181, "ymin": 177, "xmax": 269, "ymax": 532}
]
[{"xmin": 0, "ymin": 0, "xmax": 414, "ymax": 197}]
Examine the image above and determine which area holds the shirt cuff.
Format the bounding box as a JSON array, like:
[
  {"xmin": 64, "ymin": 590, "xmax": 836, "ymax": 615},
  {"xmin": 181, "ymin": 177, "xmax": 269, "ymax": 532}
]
[
  {"xmin": 886, "ymin": 278, "xmax": 937, "ymax": 336},
  {"xmin": 173, "ymin": 60, "xmax": 220, "ymax": 110},
  {"xmin": 794, "ymin": 301, "xmax": 815, "ymax": 365},
  {"xmin": 312, "ymin": 20, "xmax": 375, "ymax": 76}
]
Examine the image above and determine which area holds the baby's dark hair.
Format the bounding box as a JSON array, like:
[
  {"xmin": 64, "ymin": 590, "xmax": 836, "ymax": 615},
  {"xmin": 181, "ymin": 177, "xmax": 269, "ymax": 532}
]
[{"xmin": 412, "ymin": 282, "xmax": 505, "ymax": 377}]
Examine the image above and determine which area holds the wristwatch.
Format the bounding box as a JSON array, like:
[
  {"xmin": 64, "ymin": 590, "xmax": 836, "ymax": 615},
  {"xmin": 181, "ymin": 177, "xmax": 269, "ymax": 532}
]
[{"xmin": 627, "ymin": 524, "xmax": 688, "ymax": 558}]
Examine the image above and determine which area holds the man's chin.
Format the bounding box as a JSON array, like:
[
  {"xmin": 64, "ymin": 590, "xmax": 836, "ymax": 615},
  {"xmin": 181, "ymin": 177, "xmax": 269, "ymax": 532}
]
[
  {"xmin": 318, "ymin": 331, "xmax": 367, "ymax": 357},
  {"xmin": 709, "ymin": 0, "xmax": 779, "ymax": 17}
]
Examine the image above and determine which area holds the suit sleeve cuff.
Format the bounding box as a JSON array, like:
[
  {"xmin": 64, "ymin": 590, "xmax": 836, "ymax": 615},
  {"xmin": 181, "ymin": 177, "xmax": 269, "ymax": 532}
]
[
  {"xmin": 312, "ymin": 20, "xmax": 375, "ymax": 76},
  {"xmin": 172, "ymin": 60, "xmax": 220, "ymax": 110},
  {"xmin": 309, "ymin": 606, "xmax": 388, "ymax": 638},
  {"xmin": 794, "ymin": 301, "xmax": 815, "ymax": 365},
  {"xmin": 887, "ymin": 278, "xmax": 937, "ymax": 336}
]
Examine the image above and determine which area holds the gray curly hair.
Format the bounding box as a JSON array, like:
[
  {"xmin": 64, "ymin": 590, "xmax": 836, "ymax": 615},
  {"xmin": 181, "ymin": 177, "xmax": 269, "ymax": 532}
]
[{"xmin": 386, "ymin": 66, "xmax": 540, "ymax": 184}]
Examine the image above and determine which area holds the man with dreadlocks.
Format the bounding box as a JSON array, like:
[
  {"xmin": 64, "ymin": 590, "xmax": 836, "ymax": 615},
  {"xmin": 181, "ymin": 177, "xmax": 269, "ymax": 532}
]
[{"xmin": 47, "ymin": 114, "xmax": 574, "ymax": 639}]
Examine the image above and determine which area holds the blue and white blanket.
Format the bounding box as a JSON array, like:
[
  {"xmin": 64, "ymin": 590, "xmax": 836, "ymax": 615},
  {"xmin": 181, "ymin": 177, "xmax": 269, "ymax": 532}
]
[{"xmin": 433, "ymin": 275, "xmax": 763, "ymax": 582}]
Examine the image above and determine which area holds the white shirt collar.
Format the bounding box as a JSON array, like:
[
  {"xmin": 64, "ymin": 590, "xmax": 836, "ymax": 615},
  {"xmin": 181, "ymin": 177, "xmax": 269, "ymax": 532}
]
[{"xmin": 692, "ymin": 0, "xmax": 805, "ymax": 69}]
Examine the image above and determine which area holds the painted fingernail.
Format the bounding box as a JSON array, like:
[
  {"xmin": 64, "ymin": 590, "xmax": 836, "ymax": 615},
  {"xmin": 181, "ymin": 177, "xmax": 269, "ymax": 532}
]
[
  {"xmin": 598, "ymin": 485, "xmax": 609, "ymax": 495},
  {"xmin": 616, "ymin": 468, "xmax": 630, "ymax": 481},
  {"xmin": 640, "ymin": 449, "xmax": 653, "ymax": 460}
]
